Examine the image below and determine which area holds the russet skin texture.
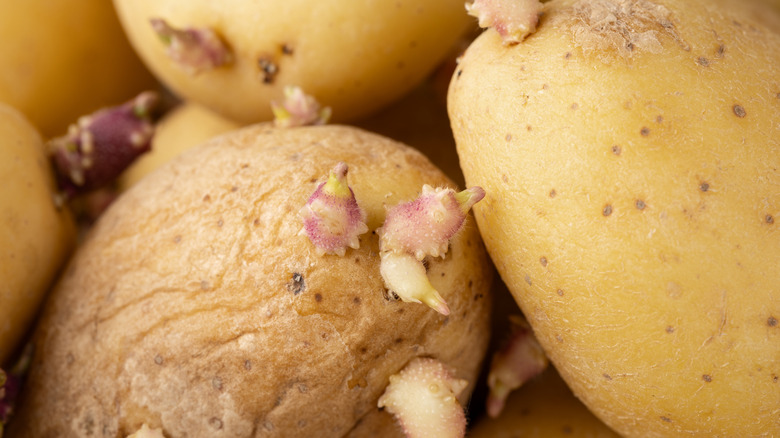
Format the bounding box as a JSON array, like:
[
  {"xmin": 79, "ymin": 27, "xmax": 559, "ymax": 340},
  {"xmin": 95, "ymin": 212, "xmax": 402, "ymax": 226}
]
[
  {"xmin": 11, "ymin": 124, "xmax": 493, "ymax": 437},
  {"xmin": 449, "ymin": 0, "xmax": 779, "ymax": 436}
]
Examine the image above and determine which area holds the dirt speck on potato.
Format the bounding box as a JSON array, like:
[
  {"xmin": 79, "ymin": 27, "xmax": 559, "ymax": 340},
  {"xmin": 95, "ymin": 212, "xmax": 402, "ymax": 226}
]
[
  {"xmin": 732, "ymin": 104, "xmax": 747, "ymax": 118},
  {"xmin": 287, "ymin": 272, "xmax": 306, "ymax": 295},
  {"xmin": 768, "ymin": 316, "xmax": 778, "ymax": 327}
]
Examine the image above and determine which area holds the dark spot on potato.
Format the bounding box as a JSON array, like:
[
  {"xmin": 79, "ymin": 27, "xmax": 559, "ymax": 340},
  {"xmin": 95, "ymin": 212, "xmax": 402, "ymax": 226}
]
[
  {"xmin": 768, "ymin": 316, "xmax": 778, "ymax": 327},
  {"xmin": 603, "ymin": 204, "xmax": 613, "ymax": 216},
  {"xmin": 288, "ymin": 273, "xmax": 305, "ymax": 295},
  {"xmin": 549, "ymin": 189, "xmax": 557, "ymax": 198},
  {"xmin": 359, "ymin": 347, "xmax": 368, "ymax": 354},
  {"xmin": 565, "ymin": 52, "xmax": 572, "ymax": 59},
  {"xmin": 353, "ymin": 296, "xmax": 361, "ymax": 305},
  {"xmin": 702, "ymin": 374, "xmax": 712, "ymax": 382},
  {"xmin": 656, "ymin": 115, "xmax": 663, "ymax": 123},
  {"xmin": 635, "ymin": 199, "xmax": 646, "ymax": 210},
  {"xmin": 258, "ymin": 57, "xmax": 278, "ymax": 84},
  {"xmin": 557, "ymin": 289, "xmax": 564, "ymax": 296},
  {"xmin": 666, "ymin": 326, "xmax": 675, "ymax": 333},
  {"xmin": 773, "ymin": 374, "xmax": 778, "ymax": 383},
  {"xmin": 766, "ymin": 214, "xmax": 775, "ymax": 225},
  {"xmin": 201, "ymin": 280, "xmax": 211, "ymax": 291},
  {"xmin": 422, "ymin": 258, "xmax": 430, "ymax": 271},
  {"xmin": 571, "ymin": 102, "xmax": 579, "ymax": 110},
  {"xmin": 253, "ymin": 218, "xmax": 260, "ymax": 226},
  {"xmin": 603, "ymin": 373, "xmax": 612, "ymax": 380},
  {"xmin": 244, "ymin": 359, "xmax": 252, "ymax": 370},
  {"xmin": 716, "ymin": 44, "xmax": 725, "ymax": 57},
  {"xmin": 526, "ymin": 125, "xmax": 533, "ymax": 131},
  {"xmin": 474, "ymin": 293, "xmax": 484, "ymax": 301},
  {"xmin": 173, "ymin": 235, "xmax": 182, "ymax": 243},
  {"xmin": 391, "ymin": 291, "xmax": 400, "ymax": 301},
  {"xmin": 456, "ymin": 69, "xmax": 463, "ymax": 78},
  {"xmin": 281, "ymin": 43, "xmax": 294, "ymax": 55},
  {"xmin": 640, "ymin": 127, "xmax": 650, "ymax": 137},
  {"xmin": 732, "ymin": 104, "xmax": 746, "ymax": 118},
  {"xmin": 203, "ymin": 194, "xmax": 211, "ymax": 202},
  {"xmin": 697, "ymin": 56, "xmax": 709, "ymax": 66},
  {"xmin": 207, "ymin": 417, "xmax": 223, "ymax": 430},
  {"xmin": 540, "ymin": 256, "xmax": 548, "ymax": 267},
  {"xmin": 626, "ymin": 42, "xmax": 635, "ymax": 51},
  {"xmin": 314, "ymin": 293, "xmax": 323, "ymax": 302},
  {"xmin": 660, "ymin": 416, "xmax": 673, "ymax": 423},
  {"xmin": 468, "ymin": 280, "xmax": 473, "ymax": 288},
  {"xmin": 612, "ymin": 145, "xmax": 622, "ymax": 155},
  {"xmin": 700, "ymin": 182, "xmax": 710, "ymax": 192},
  {"xmin": 154, "ymin": 355, "xmax": 163, "ymax": 365}
]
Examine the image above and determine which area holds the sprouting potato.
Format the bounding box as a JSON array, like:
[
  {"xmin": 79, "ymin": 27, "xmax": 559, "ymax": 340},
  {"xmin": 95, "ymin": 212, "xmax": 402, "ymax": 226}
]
[
  {"xmin": 112, "ymin": 0, "xmax": 474, "ymax": 125},
  {"xmin": 0, "ymin": 0, "xmax": 157, "ymax": 137},
  {"xmin": 449, "ymin": 0, "xmax": 780, "ymax": 436},
  {"xmin": 10, "ymin": 124, "xmax": 493, "ymax": 437},
  {"xmin": 0, "ymin": 103, "xmax": 75, "ymax": 364}
]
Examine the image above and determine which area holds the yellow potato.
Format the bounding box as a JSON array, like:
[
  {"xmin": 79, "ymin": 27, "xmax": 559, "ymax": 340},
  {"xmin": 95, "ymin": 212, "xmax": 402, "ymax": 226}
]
[
  {"xmin": 0, "ymin": 0, "xmax": 157, "ymax": 137},
  {"xmin": 449, "ymin": 0, "xmax": 779, "ymax": 436},
  {"xmin": 0, "ymin": 103, "xmax": 75, "ymax": 364},
  {"xmin": 112, "ymin": 0, "xmax": 473, "ymax": 124},
  {"xmin": 119, "ymin": 102, "xmax": 241, "ymax": 190},
  {"xmin": 469, "ymin": 367, "xmax": 620, "ymax": 438},
  {"xmin": 11, "ymin": 124, "xmax": 493, "ymax": 437}
]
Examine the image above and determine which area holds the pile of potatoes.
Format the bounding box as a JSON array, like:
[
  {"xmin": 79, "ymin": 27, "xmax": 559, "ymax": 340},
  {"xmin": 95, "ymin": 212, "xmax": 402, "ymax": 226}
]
[{"xmin": 0, "ymin": 0, "xmax": 778, "ymax": 437}]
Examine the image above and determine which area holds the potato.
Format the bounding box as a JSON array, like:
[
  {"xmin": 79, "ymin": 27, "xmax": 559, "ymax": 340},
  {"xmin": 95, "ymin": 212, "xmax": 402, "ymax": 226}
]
[
  {"xmin": 0, "ymin": 103, "xmax": 75, "ymax": 364},
  {"xmin": 119, "ymin": 102, "xmax": 241, "ymax": 190},
  {"xmin": 11, "ymin": 124, "xmax": 493, "ymax": 437},
  {"xmin": 469, "ymin": 367, "xmax": 620, "ymax": 438},
  {"xmin": 0, "ymin": 0, "xmax": 157, "ymax": 137},
  {"xmin": 448, "ymin": 0, "xmax": 779, "ymax": 436},
  {"xmin": 112, "ymin": 0, "xmax": 473, "ymax": 124}
]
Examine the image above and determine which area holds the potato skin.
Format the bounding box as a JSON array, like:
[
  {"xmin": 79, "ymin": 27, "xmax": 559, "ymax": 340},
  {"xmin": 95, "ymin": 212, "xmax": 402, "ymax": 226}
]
[
  {"xmin": 0, "ymin": 0, "xmax": 156, "ymax": 137},
  {"xmin": 112, "ymin": 0, "xmax": 473, "ymax": 124},
  {"xmin": 11, "ymin": 124, "xmax": 492, "ymax": 437},
  {"xmin": 119, "ymin": 102, "xmax": 241, "ymax": 190},
  {"xmin": 0, "ymin": 104, "xmax": 75, "ymax": 364},
  {"xmin": 449, "ymin": 0, "xmax": 779, "ymax": 436},
  {"xmin": 469, "ymin": 367, "xmax": 620, "ymax": 438}
]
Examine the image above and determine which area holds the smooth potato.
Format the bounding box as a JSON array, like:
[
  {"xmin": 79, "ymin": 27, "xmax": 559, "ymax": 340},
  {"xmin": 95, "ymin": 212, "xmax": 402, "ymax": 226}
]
[
  {"xmin": 0, "ymin": 0, "xmax": 156, "ymax": 137},
  {"xmin": 11, "ymin": 124, "xmax": 493, "ymax": 437},
  {"xmin": 119, "ymin": 102, "xmax": 241, "ymax": 190},
  {"xmin": 0, "ymin": 103, "xmax": 75, "ymax": 364},
  {"xmin": 449, "ymin": 0, "xmax": 779, "ymax": 436},
  {"xmin": 469, "ymin": 367, "xmax": 620, "ymax": 438},
  {"xmin": 112, "ymin": 0, "xmax": 473, "ymax": 124}
]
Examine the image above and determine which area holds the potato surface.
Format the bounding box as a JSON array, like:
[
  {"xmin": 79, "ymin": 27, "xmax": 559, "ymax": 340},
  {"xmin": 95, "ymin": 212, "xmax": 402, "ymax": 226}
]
[
  {"xmin": 11, "ymin": 124, "xmax": 492, "ymax": 437},
  {"xmin": 119, "ymin": 102, "xmax": 241, "ymax": 190},
  {"xmin": 469, "ymin": 367, "xmax": 620, "ymax": 438},
  {"xmin": 0, "ymin": 0, "xmax": 156, "ymax": 137},
  {"xmin": 112, "ymin": 0, "xmax": 473, "ymax": 124},
  {"xmin": 0, "ymin": 103, "xmax": 75, "ymax": 364},
  {"xmin": 449, "ymin": 0, "xmax": 779, "ymax": 436}
]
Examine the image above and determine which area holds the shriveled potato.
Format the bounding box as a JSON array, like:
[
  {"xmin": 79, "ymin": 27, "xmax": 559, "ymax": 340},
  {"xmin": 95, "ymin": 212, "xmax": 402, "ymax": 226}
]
[
  {"xmin": 112, "ymin": 0, "xmax": 473, "ymax": 124},
  {"xmin": 0, "ymin": 0, "xmax": 156, "ymax": 137},
  {"xmin": 119, "ymin": 102, "xmax": 241, "ymax": 190},
  {"xmin": 449, "ymin": 0, "xmax": 779, "ymax": 436},
  {"xmin": 0, "ymin": 103, "xmax": 75, "ymax": 364},
  {"xmin": 11, "ymin": 124, "xmax": 493, "ymax": 437},
  {"xmin": 469, "ymin": 367, "xmax": 620, "ymax": 438}
]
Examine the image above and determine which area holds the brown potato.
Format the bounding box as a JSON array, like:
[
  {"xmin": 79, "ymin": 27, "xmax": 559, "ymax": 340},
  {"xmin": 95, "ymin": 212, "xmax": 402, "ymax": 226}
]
[{"xmin": 11, "ymin": 124, "xmax": 493, "ymax": 437}]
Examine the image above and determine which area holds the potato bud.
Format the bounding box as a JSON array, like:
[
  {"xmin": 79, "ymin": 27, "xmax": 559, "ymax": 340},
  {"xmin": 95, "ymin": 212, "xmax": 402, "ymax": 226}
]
[{"xmin": 149, "ymin": 18, "xmax": 233, "ymax": 74}]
